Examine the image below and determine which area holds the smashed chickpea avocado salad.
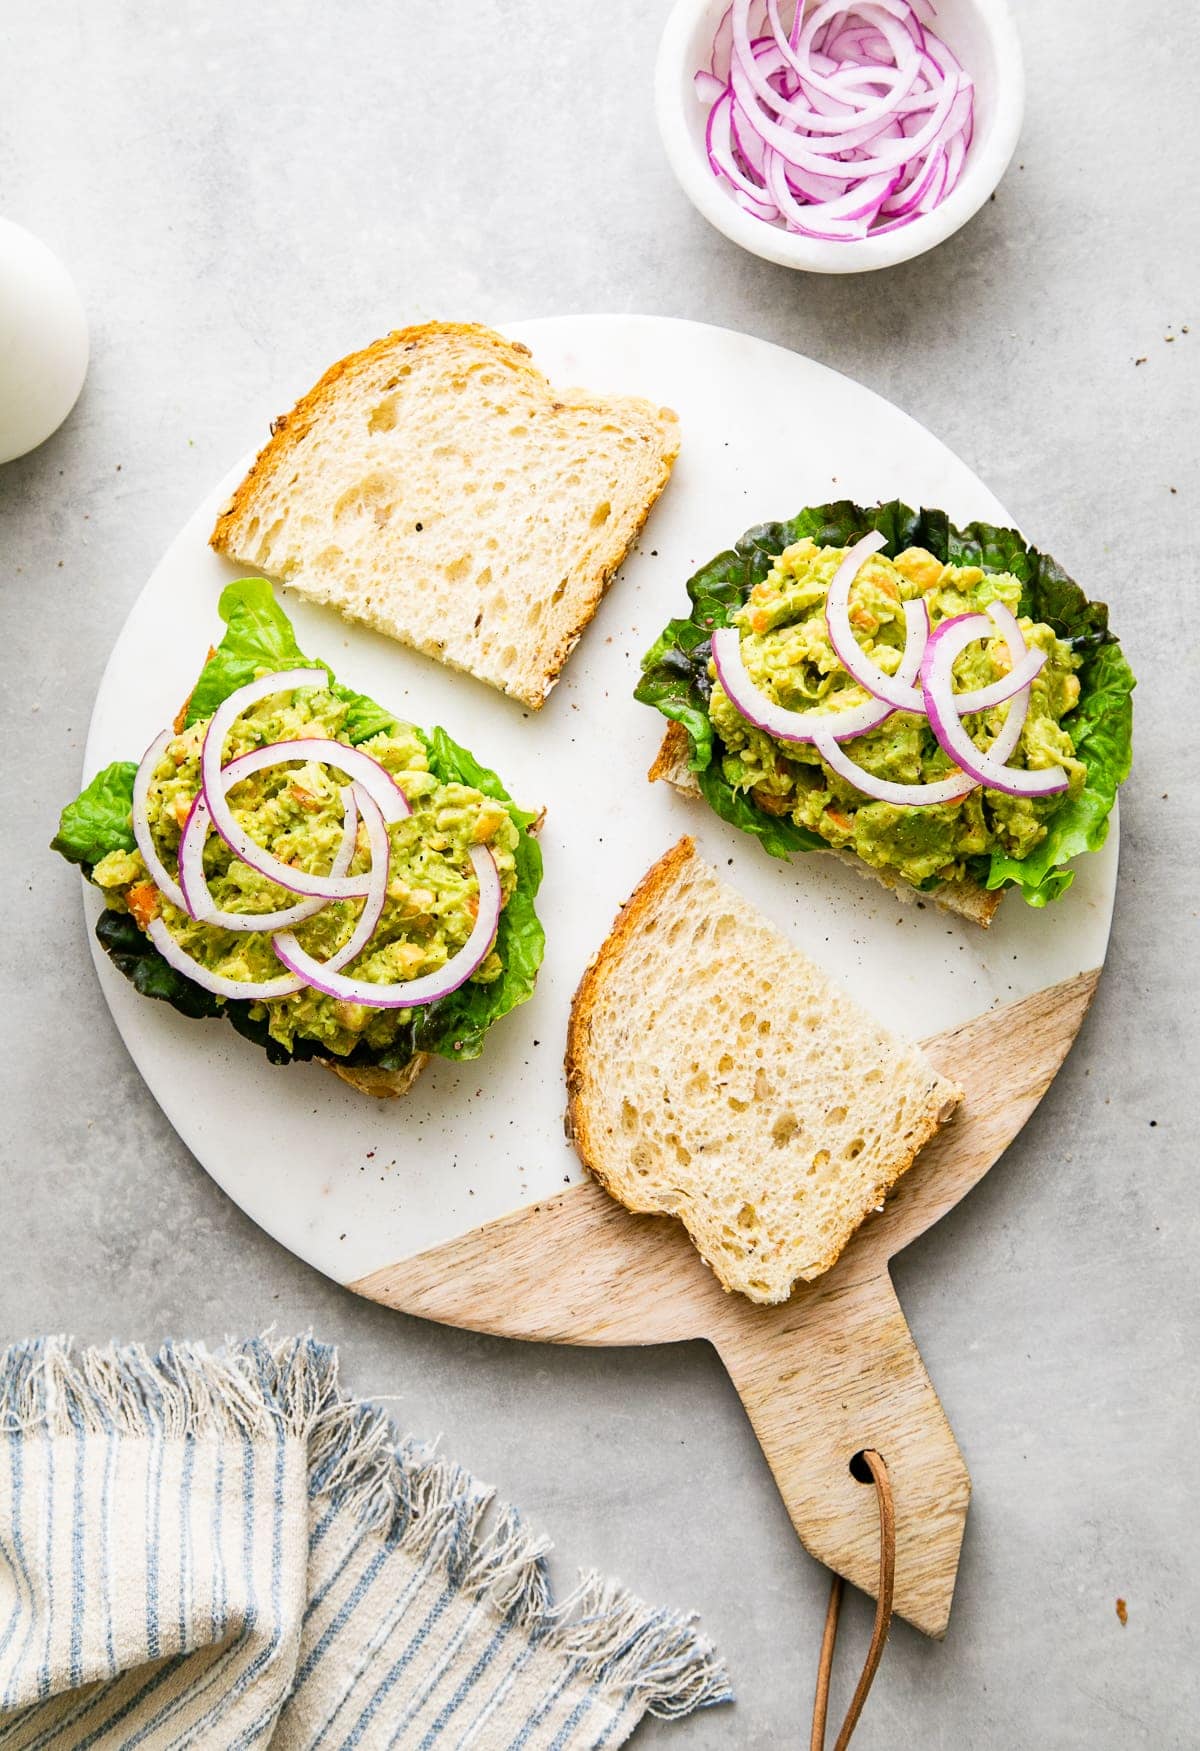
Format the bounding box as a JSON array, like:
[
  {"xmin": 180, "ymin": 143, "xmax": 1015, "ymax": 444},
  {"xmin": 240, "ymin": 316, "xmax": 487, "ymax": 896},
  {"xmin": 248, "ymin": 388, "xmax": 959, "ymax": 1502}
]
[
  {"xmin": 52, "ymin": 580, "xmax": 544, "ymax": 1079},
  {"xmin": 636, "ymin": 501, "xmax": 1134, "ymax": 908}
]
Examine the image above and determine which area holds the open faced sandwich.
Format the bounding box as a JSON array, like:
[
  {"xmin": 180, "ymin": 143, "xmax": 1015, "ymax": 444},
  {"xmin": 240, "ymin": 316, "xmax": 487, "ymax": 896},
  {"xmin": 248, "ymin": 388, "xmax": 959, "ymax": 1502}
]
[
  {"xmin": 566, "ymin": 838, "xmax": 962, "ymax": 1303},
  {"xmin": 210, "ymin": 322, "xmax": 680, "ymax": 710},
  {"xmin": 52, "ymin": 581, "xmax": 544, "ymax": 1096},
  {"xmin": 637, "ymin": 501, "xmax": 1134, "ymax": 924}
]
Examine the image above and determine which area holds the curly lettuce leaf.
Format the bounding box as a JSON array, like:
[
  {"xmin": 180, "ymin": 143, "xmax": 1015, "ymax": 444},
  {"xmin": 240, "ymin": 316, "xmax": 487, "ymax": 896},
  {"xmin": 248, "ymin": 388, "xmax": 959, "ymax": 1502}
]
[
  {"xmin": 51, "ymin": 762, "xmax": 138, "ymax": 868},
  {"xmin": 185, "ymin": 578, "xmax": 400, "ymax": 744},
  {"xmin": 636, "ymin": 519, "xmax": 798, "ymax": 773},
  {"xmin": 696, "ymin": 763, "xmax": 824, "ymax": 860},
  {"xmin": 635, "ymin": 500, "xmax": 1135, "ymax": 905},
  {"xmin": 95, "ymin": 909, "xmax": 424, "ymax": 1066},
  {"xmin": 184, "ymin": 578, "xmax": 316, "ymax": 724},
  {"xmin": 59, "ymin": 582, "xmax": 544, "ymax": 1068},
  {"xmin": 984, "ymin": 639, "xmax": 1135, "ymax": 904},
  {"xmin": 95, "ymin": 909, "xmax": 223, "ymax": 1019}
]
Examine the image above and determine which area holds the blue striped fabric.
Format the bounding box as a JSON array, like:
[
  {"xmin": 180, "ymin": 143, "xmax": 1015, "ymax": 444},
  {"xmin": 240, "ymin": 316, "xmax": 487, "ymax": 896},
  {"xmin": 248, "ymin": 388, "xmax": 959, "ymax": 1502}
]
[{"xmin": 0, "ymin": 1339, "xmax": 730, "ymax": 1749}]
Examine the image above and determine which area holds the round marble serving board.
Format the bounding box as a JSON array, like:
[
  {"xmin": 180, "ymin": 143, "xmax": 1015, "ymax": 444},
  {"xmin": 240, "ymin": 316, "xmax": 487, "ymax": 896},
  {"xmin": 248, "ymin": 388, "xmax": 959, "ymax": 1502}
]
[{"xmin": 82, "ymin": 316, "xmax": 1116, "ymax": 1635}]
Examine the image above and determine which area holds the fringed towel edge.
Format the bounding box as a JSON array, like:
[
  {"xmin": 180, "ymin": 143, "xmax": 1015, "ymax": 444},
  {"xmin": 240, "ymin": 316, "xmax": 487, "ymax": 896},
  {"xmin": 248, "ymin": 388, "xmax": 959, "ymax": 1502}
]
[{"xmin": 0, "ymin": 1336, "xmax": 732, "ymax": 1721}]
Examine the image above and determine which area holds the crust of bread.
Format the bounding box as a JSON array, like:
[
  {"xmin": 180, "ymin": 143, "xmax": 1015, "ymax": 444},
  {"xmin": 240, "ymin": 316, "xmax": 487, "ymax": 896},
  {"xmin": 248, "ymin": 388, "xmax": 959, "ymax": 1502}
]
[
  {"xmin": 210, "ymin": 325, "xmax": 516, "ymax": 552},
  {"xmin": 566, "ymin": 837, "xmax": 962, "ymax": 1302},
  {"xmin": 649, "ymin": 721, "xmax": 1003, "ymax": 928},
  {"xmin": 210, "ymin": 322, "xmax": 679, "ymax": 709},
  {"xmin": 320, "ymin": 1053, "xmax": 430, "ymax": 1098},
  {"xmin": 565, "ymin": 835, "xmax": 700, "ymax": 1176}
]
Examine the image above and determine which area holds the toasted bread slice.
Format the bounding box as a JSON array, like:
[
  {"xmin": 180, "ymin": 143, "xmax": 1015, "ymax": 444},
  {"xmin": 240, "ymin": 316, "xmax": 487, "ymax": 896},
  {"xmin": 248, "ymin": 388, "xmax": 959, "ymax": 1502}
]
[
  {"xmin": 649, "ymin": 721, "xmax": 1003, "ymax": 928},
  {"xmin": 322, "ymin": 1054, "xmax": 429, "ymax": 1099},
  {"xmin": 566, "ymin": 838, "xmax": 962, "ymax": 1304},
  {"xmin": 210, "ymin": 322, "xmax": 679, "ymax": 709}
]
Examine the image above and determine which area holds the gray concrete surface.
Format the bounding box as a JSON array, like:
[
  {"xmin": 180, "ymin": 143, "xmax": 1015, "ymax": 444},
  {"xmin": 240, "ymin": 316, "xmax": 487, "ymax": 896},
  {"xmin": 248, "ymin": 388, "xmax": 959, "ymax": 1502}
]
[{"xmin": 1, "ymin": 2, "xmax": 1196, "ymax": 1744}]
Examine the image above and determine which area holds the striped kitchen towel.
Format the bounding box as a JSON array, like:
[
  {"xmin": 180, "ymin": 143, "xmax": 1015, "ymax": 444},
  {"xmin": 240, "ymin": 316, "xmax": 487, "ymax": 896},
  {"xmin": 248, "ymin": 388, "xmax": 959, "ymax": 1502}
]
[{"xmin": 0, "ymin": 1337, "xmax": 730, "ymax": 1748}]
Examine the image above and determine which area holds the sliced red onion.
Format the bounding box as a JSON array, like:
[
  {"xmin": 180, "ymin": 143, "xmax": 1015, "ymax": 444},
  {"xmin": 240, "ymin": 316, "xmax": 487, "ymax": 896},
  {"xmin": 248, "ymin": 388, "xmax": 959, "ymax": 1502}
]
[
  {"xmin": 766, "ymin": 151, "xmax": 899, "ymax": 231},
  {"xmin": 767, "ymin": 0, "xmax": 921, "ymax": 115},
  {"xmin": 921, "ymin": 616, "xmax": 1069, "ymax": 797},
  {"xmin": 712, "ymin": 1, "xmax": 734, "ymax": 79},
  {"xmin": 824, "ymin": 530, "xmax": 928, "ymax": 712},
  {"xmin": 710, "ymin": 563, "xmax": 928, "ymax": 744},
  {"xmin": 749, "ymin": 5, "xmax": 921, "ymax": 132},
  {"xmin": 879, "ymin": 143, "xmax": 943, "ymax": 216},
  {"xmin": 708, "ymin": 87, "xmax": 780, "ymax": 214},
  {"xmin": 744, "ymin": 5, "xmax": 918, "ymax": 139},
  {"xmin": 200, "ymin": 670, "xmax": 328, "ymax": 895},
  {"xmin": 777, "ymin": 151, "xmax": 856, "ymax": 205},
  {"xmin": 176, "ymin": 785, "xmax": 360, "ymax": 932},
  {"xmin": 812, "ymin": 604, "xmax": 1036, "ymax": 806},
  {"xmin": 145, "ymin": 915, "xmax": 304, "ymax": 1001},
  {"xmin": 730, "ymin": 31, "xmax": 960, "ymax": 177},
  {"xmin": 696, "ymin": 0, "xmax": 974, "ymax": 241},
  {"xmin": 272, "ymin": 785, "xmax": 392, "ymax": 980},
  {"xmin": 219, "ymin": 737, "xmax": 411, "ymax": 823},
  {"xmin": 272, "ymin": 844, "xmax": 502, "ymax": 1010},
  {"xmin": 201, "ymin": 676, "xmax": 411, "ymax": 899},
  {"xmin": 951, "ymin": 602, "xmax": 1046, "ymax": 713},
  {"xmin": 712, "ymin": 626, "xmax": 889, "ymax": 742},
  {"xmin": 131, "ymin": 729, "xmax": 188, "ymax": 912},
  {"xmin": 811, "ymin": 727, "xmax": 975, "ymax": 806}
]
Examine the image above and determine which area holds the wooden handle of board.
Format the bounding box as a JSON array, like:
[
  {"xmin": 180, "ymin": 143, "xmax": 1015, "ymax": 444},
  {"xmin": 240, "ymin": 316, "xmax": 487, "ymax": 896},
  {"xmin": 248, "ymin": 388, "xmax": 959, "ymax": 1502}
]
[
  {"xmin": 353, "ymin": 970, "xmax": 1104, "ymax": 1638},
  {"xmin": 711, "ymin": 1264, "xmax": 970, "ymax": 1640}
]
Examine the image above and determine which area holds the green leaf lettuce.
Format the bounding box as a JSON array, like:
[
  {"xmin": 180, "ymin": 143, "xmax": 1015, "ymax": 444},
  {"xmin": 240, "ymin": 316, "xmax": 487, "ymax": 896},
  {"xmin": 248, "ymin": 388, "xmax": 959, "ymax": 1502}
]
[{"xmin": 51, "ymin": 761, "xmax": 139, "ymax": 870}]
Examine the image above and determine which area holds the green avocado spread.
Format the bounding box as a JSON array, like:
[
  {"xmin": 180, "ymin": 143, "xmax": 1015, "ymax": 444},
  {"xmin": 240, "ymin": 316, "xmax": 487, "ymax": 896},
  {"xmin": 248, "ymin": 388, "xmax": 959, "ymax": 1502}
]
[
  {"xmin": 708, "ymin": 539, "xmax": 1085, "ymax": 889},
  {"xmin": 90, "ymin": 683, "xmax": 518, "ymax": 1059}
]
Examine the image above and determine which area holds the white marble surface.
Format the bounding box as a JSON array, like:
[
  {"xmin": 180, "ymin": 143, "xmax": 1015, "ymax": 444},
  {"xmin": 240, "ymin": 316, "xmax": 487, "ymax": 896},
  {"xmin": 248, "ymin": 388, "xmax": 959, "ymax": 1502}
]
[{"xmin": 1, "ymin": 2, "xmax": 1196, "ymax": 1745}]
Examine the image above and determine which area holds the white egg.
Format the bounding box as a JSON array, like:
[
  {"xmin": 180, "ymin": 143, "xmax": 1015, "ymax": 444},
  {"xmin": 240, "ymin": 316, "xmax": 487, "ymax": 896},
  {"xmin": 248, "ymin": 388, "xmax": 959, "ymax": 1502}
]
[{"xmin": 0, "ymin": 218, "xmax": 89, "ymax": 465}]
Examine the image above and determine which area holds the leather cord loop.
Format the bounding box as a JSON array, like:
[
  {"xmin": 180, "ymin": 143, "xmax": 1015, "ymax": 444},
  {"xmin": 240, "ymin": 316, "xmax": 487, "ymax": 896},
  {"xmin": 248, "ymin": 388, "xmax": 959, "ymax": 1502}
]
[{"xmin": 809, "ymin": 1449, "xmax": 896, "ymax": 1751}]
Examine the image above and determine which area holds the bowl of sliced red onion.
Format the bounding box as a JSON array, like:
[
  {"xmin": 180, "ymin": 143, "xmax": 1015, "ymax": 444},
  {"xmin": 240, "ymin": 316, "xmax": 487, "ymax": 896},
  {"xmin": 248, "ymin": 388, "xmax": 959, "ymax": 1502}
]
[{"xmin": 655, "ymin": 0, "xmax": 1024, "ymax": 272}]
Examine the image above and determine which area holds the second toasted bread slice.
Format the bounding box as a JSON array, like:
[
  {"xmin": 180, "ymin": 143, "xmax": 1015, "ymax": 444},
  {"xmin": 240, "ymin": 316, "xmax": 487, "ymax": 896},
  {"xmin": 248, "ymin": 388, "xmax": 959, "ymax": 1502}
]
[{"xmin": 566, "ymin": 837, "xmax": 962, "ymax": 1304}]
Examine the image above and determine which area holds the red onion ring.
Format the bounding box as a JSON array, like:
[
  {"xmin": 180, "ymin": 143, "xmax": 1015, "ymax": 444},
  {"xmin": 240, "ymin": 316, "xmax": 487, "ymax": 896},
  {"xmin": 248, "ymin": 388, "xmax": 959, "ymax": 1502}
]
[
  {"xmin": 921, "ymin": 616, "xmax": 1070, "ymax": 797},
  {"xmin": 176, "ymin": 785, "xmax": 360, "ymax": 931},
  {"xmin": 272, "ymin": 843, "xmax": 502, "ymax": 1010},
  {"xmin": 131, "ymin": 729, "xmax": 188, "ymax": 913},
  {"xmin": 272, "ymin": 784, "xmax": 392, "ymax": 981},
  {"xmin": 824, "ymin": 530, "xmax": 926, "ymax": 712},
  {"xmin": 200, "ymin": 670, "xmax": 410, "ymax": 898},
  {"xmin": 145, "ymin": 915, "xmax": 304, "ymax": 1002}
]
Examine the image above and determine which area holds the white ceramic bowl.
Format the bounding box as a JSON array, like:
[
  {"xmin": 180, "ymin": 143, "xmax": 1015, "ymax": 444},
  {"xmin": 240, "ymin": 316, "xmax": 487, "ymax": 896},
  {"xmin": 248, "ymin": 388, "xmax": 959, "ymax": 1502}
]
[{"xmin": 655, "ymin": 0, "xmax": 1025, "ymax": 274}]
